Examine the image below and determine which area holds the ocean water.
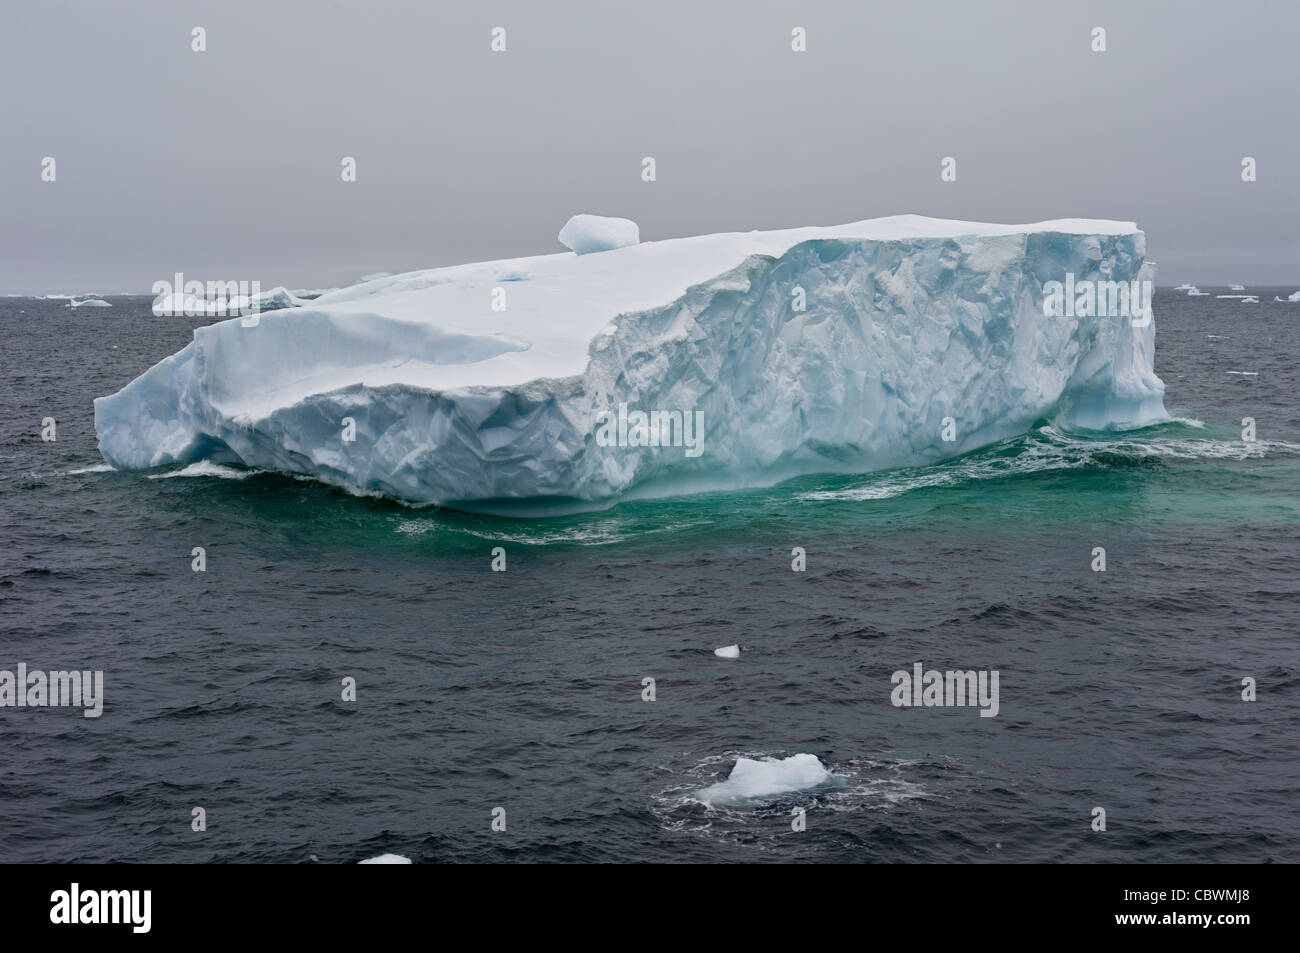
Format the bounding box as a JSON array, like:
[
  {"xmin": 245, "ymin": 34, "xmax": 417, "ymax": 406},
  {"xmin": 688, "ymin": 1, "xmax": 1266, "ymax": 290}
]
[{"xmin": 1, "ymin": 290, "xmax": 1298, "ymax": 863}]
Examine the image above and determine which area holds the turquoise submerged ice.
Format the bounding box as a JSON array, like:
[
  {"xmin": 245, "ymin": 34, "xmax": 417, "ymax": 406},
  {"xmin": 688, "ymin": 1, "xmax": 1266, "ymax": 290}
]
[{"xmin": 94, "ymin": 215, "xmax": 1167, "ymax": 511}]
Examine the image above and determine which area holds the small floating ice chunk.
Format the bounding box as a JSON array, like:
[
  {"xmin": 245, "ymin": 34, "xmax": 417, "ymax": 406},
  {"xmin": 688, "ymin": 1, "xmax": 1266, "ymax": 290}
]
[
  {"xmin": 358, "ymin": 853, "xmax": 412, "ymax": 864},
  {"xmin": 69, "ymin": 298, "xmax": 111, "ymax": 308},
  {"xmin": 1229, "ymin": 284, "xmax": 1246, "ymax": 291},
  {"xmin": 1288, "ymin": 291, "xmax": 1300, "ymax": 302},
  {"xmin": 558, "ymin": 214, "xmax": 640, "ymax": 255},
  {"xmin": 694, "ymin": 753, "xmax": 831, "ymax": 807},
  {"xmin": 714, "ymin": 644, "xmax": 740, "ymax": 658}
]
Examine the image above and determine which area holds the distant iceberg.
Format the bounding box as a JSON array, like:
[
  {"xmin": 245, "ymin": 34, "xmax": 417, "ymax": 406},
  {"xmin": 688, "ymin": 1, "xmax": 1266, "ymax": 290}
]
[
  {"xmin": 152, "ymin": 286, "xmax": 301, "ymax": 317},
  {"xmin": 1289, "ymin": 291, "xmax": 1300, "ymax": 302},
  {"xmin": 95, "ymin": 215, "xmax": 1168, "ymax": 511},
  {"xmin": 69, "ymin": 298, "xmax": 111, "ymax": 308}
]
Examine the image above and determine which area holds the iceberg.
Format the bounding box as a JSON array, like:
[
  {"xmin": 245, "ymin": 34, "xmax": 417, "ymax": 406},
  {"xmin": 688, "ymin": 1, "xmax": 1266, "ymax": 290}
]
[
  {"xmin": 558, "ymin": 214, "xmax": 640, "ymax": 255},
  {"xmin": 1289, "ymin": 291, "xmax": 1300, "ymax": 302},
  {"xmin": 151, "ymin": 285, "xmax": 301, "ymax": 317},
  {"xmin": 694, "ymin": 754, "xmax": 833, "ymax": 807},
  {"xmin": 69, "ymin": 297, "xmax": 112, "ymax": 308},
  {"xmin": 94, "ymin": 215, "xmax": 1167, "ymax": 511}
]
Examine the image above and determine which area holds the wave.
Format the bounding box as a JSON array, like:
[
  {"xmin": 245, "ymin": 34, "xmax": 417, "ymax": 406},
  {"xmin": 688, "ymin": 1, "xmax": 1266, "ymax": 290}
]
[
  {"xmin": 796, "ymin": 418, "xmax": 1300, "ymax": 504},
  {"xmin": 147, "ymin": 461, "xmax": 257, "ymax": 480}
]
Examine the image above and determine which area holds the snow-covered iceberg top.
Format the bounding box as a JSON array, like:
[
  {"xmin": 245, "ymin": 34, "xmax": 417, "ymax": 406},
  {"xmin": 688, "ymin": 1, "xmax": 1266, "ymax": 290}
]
[{"xmin": 94, "ymin": 214, "xmax": 1166, "ymax": 511}]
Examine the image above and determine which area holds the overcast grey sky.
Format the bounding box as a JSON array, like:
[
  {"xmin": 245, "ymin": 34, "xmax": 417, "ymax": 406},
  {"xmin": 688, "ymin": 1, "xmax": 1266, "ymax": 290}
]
[{"xmin": 3, "ymin": 0, "xmax": 1297, "ymax": 293}]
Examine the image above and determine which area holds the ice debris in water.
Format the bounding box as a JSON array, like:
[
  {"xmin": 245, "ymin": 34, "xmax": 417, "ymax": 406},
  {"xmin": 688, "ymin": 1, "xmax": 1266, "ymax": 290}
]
[{"xmin": 694, "ymin": 753, "xmax": 831, "ymax": 807}]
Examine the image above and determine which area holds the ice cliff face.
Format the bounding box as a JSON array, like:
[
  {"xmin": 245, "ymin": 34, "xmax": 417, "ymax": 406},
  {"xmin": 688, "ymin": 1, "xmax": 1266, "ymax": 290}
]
[{"xmin": 94, "ymin": 215, "xmax": 1166, "ymax": 511}]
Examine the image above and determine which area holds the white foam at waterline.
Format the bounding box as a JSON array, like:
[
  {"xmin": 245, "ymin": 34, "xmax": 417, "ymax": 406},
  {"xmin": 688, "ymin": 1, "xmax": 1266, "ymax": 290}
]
[
  {"xmin": 148, "ymin": 461, "xmax": 255, "ymax": 480},
  {"xmin": 797, "ymin": 434, "xmax": 1298, "ymax": 503},
  {"xmin": 67, "ymin": 464, "xmax": 115, "ymax": 474},
  {"xmin": 1226, "ymin": 371, "xmax": 1259, "ymax": 376},
  {"xmin": 358, "ymin": 853, "xmax": 411, "ymax": 864},
  {"xmin": 714, "ymin": 644, "xmax": 740, "ymax": 659},
  {"xmin": 694, "ymin": 754, "xmax": 832, "ymax": 807}
]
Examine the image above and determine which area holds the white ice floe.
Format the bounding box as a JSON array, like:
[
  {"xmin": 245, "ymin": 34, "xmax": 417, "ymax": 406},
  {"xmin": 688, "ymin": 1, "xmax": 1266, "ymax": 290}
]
[
  {"xmin": 358, "ymin": 853, "xmax": 412, "ymax": 864},
  {"xmin": 69, "ymin": 298, "xmax": 112, "ymax": 308},
  {"xmin": 95, "ymin": 214, "xmax": 1167, "ymax": 511},
  {"xmin": 694, "ymin": 754, "xmax": 832, "ymax": 807},
  {"xmin": 558, "ymin": 214, "xmax": 640, "ymax": 255},
  {"xmin": 1229, "ymin": 284, "xmax": 1246, "ymax": 291},
  {"xmin": 714, "ymin": 644, "xmax": 741, "ymax": 659}
]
